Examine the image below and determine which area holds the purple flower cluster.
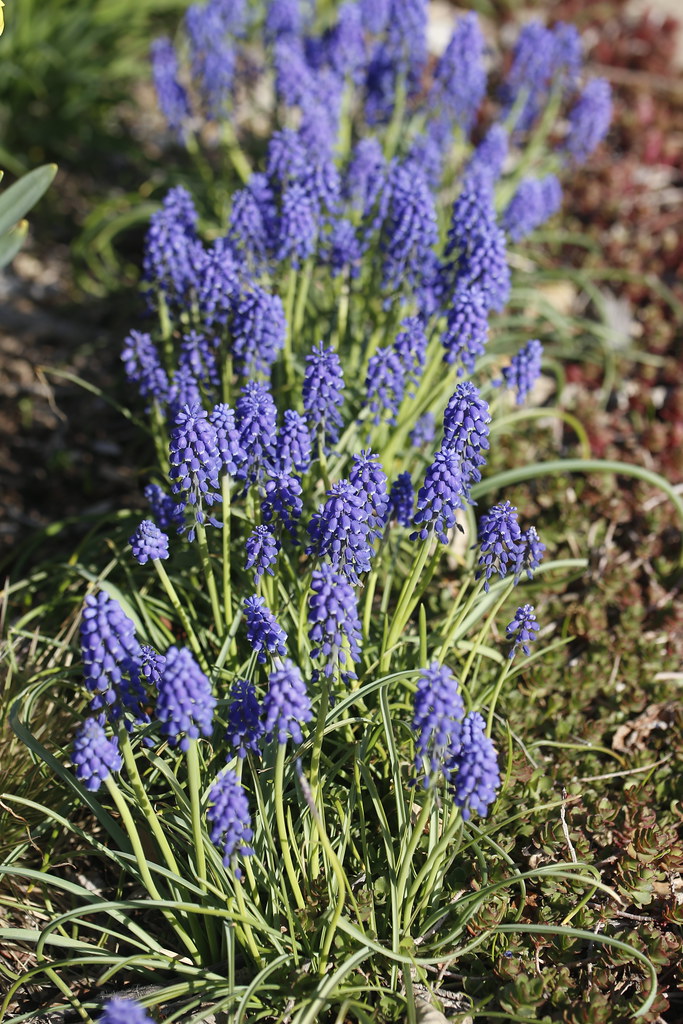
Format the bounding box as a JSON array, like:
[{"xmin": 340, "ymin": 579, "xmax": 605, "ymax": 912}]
[
  {"xmin": 276, "ymin": 410, "xmax": 312, "ymax": 474},
  {"xmin": 506, "ymin": 604, "xmax": 540, "ymax": 659},
  {"xmin": 306, "ymin": 479, "xmax": 373, "ymax": 585},
  {"xmin": 226, "ymin": 677, "xmax": 264, "ymax": 757},
  {"xmin": 308, "ymin": 564, "xmax": 362, "ymax": 683},
  {"xmin": 100, "ymin": 998, "xmax": 155, "ymax": 1024},
  {"xmin": 447, "ymin": 711, "xmax": 500, "ymax": 819},
  {"xmin": 121, "ymin": 330, "xmax": 169, "ymax": 405},
  {"xmin": 446, "ymin": 174, "xmax": 510, "ymax": 314},
  {"xmin": 564, "ymin": 78, "xmax": 612, "ymax": 163},
  {"xmin": 207, "ymin": 767, "xmax": 254, "ymax": 873},
  {"xmin": 243, "ymin": 595, "xmax": 287, "ymax": 663},
  {"xmin": 245, "ymin": 525, "xmax": 280, "ymax": 584},
  {"xmin": 440, "ymin": 286, "xmax": 489, "ymax": 373},
  {"xmin": 130, "ymin": 520, "xmax": 169, "ymax": 564},
  {"xmin": 502, "ymin": 339, "xmax": 543, "ymax": 405},
  {"xmin": 80, "ymin": 592, "xmax": 146, "ymax": 724},
  {"xmin": 476, "ymin": 501, "xmax": 523, "ymax": 591},
  {"xmin": 156, "ymin": 646, "xmax": 216, "ymax": 750},
  {"xmin": 503, "ymin": 176, "xmax": 562, "ymax": 242},
  {"xmin": 413, "ymin": 663, "xmax": 465, "ymax": 780},
  {"xmin": 412, "ymin": 450, "xmax": 466, "ymax": 544},
  {"xmin": 169, "ymin": 403, "xmax": 223, "ymax": 540},
  {"xmin": 389, "ymin": 471, "xmax": 414, "ymax": 527},
  {"xmin": 72, "ymin": 718, "xmax": 122, "ymax": 793},
  {"xmin": 442, "ymin": 382, "xmax": 491, "ymax": 491},
  {"xmin": 236, "ymin": 381, "xmax": 278, "ymax": 480},
  {"xmin": 303, "ymin": 342, "xmax": 345, "ymax": 446},
  {"xmin": 263, "ymin": 659, "xmax": 312, "ymax": 744},
  {"xmin": 150, "ymin": 38, "xmax": 191, "ymax": 140}
]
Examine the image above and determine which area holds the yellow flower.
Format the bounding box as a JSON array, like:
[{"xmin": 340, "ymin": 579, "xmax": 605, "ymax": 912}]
[{"xmin": 0, "ymin": 2, "xmax": 5, "ymax": 37}]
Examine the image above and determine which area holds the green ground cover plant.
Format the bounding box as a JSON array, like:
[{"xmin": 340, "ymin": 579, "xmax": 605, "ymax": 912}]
[{"xmin": 1, "ymin": 2, "xmax": 681, "ymax": 1022}]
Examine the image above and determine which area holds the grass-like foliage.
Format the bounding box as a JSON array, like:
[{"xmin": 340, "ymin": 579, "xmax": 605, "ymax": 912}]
[{"xmin": 0, "ymin": 2, "xmax": 676, "ymax": 1021}]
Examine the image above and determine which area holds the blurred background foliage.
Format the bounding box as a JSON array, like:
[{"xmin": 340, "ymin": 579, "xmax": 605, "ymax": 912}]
[{"xmin": 0, "ymin": 0, "xmax": 190, "ymax": 173}]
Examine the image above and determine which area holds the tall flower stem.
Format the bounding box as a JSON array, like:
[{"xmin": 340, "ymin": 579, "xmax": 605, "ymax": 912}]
[
  {"xmin": 153, "ymin": 558, "xmax": 208, "ymax": 672},
  {"xmin": 104, "ymin": 777, "xmax": 199, "ymax": 959},
  {"xmin": 308, "ymin": 676, "xmax": 331, "ymax": 880},
  {"xmin": 274, "ymin": 742, "xmax": 306, "ymax": 911},
  {"xmin": 196, "ymin": 521, "xmax": 223, "ymax": 637},
  {"xmin": 221, "ymin": 475, "xmax": 232, "ymax": 632}
]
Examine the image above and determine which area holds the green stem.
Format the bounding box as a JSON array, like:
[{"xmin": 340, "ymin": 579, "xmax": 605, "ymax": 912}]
[
  {"xmin": 308, "ymin": 676, "xmax": 330, "ymax": 881},
  {"xmin": 186, "ymin": 740, "xmax": 207, "ymax": 890},
  {"xmin": 153, "ymin": 559, "xmax": 208, "ymax": 673},
  {"xmin": 293, "ymin": 257, "xmax": 314, "ymax": 337},
  {"xmin": 105, "ymin": 777, "xmax": 198, "ymax": 958},
  {"xmin": 220, "ymin": 120, "xmax": 252, "ymax": 185},
  {"xmin": 459, "ymin": 581, "xmax": 515, "ymax": 688},
  {"xmin": 274, "ymin": 743, "xmax": 306, "ymax": 910},
  {"xmin": 221, "ymin": 475, "xmax": 232, "ymax": 633},
  {"xmin": 232, "ymin": 872, "xmax": 263, "ymax": 966},
  {"xmin": 396, "ymin": 798, "xmax": 432, "ymax": 936},
  {"xmin": 382, "ymin": 538, "xmax": 432, "ymax": 669},
  {"xmin": 118, "ymin": 730, "xmax": 180, "ymax": 879},
  {"xmin": 485, "ymin": 659, "xmax": 514, "ymax": 737},
  {"xmin": 196, "ymin": 521, "xmax": 223, "ymax": 637}
]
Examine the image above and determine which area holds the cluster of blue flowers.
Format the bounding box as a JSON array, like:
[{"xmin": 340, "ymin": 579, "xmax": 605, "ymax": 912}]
[{"xmin": 69, "ymin": 4, "xmax": 612, "ymax": 902}]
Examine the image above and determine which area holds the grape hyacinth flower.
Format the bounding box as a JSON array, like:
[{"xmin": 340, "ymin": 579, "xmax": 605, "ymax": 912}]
[
  {"xmin": 260, "ymin": 471, "xmax": 303, "ymax": 538},
  {"xmin": 150, "ymin": 37, "xmax": 191, "ymax": 140},
  {"xmin": 502, "ymin": 338, "xmax": 543, "ymax": 405},
  {"xmin": 429, "ymin": 12, "xmax": 486, "ymax": 133},
  {"xmin": 364, "ymin": 347, "xmax": 405, "ymax": 427},
  {"xmin": 80, "ymin": 592, "xmax": 145, "ymax": 723},
  {"xmin": 263, "ymin": 659, "xmax": 313, "ymax": 744},
  {"xmin": 503, "ymin": 176, "xmax": 562, "ymax": 242},
  {"xmin": 442, "ymin": 382, "xmax": 491, "ymax": 490},
  {"xmin": 448, "ymin": 711, "xmax": 499, "ymax": 819},
  {"xmin": 244, "ymin": 595, "xmax": 288, "ymax": 663},
  {"xmin": 515, "ymin": 526, "xmax": 546, "ymax": 583},
  {"xmin": 232, "ymin": 286, "xmax": 286, "ymax": 377},
  {"xmin": 207, "ymin": 767, "xmax": 255, "ymax": 873},
  {"xmin": 185, "ymin": 1, "xmax": 236, "ymax": 119},
  {"xmin": 446, "ymin": 174, "xmax": 510, "ymax": 313},
  {"xmin": 169, "ymin": 403, "xmax": 223, "ymax": 541},
  {"xmin": 349, "ymin": 450, "xmax": 389, "ymax": 540},
  {"xmin": 440, "ymin": 285, "xmax": 489, "ymax": 373},
  {"xmin": 265, "ymin": 0, "xmax": 305, "ymax": 43},
  {"xmin": 476, "ymin": 501, "xmax": 523, "ymax": 591},
  {"xmin": 72, "ymin": 718, "xmax": 122, "ymax": 793},
  {"xmin": 142, "ymin": 186, "xmax": 198, "ymax": 306},
  {"xmin": 307, "ymin": 480, "xmax": 373, "ymax": 585},
  {"xmin": 276, "ymin": 409, "xmax": 312, "ymax": 474},
  {"xmin": 466, "ymin": 124, "xmax": 508, "ymax": 182},
  {"xmin": 178, "ymin": 330, "xmax": 219, "ymax": 389},
  {"xmin": 412, "ymin": 449, "xmax": 467, "ymax": 544},
  {"xmin": 226, "ymin": 678, "xmax": 265, "ymax": 757},
  {"xmin": 145, "ymin": 483, "xmax": 185, "ymax": 531},
  {"xmin": 228, "ymin": 172, "xmax": 275, "ymax": 267},
  {"xmin": 303, "ymin": 342, "xmax": 345, "ymax": 446},
  {"xmin": 409, "ymin": 411, "xmax": 435, "ymax": 448},
  {"xmin": 412, "ymin": 663, "xmax": 465, "ymax": 781},
  {"xmin": 100, "ymin": 997, "xmax": 155, "ymax": 1024},
  {"xmin": 210, "ymin": 403, "xmax": 248, "ymax": 479},
  {"xmin": 245, "ymin": 525, "xmax": 280, "ymax": 584},
  {"xmin": 325, "ymin": 218, "xmax": 362, "ymax": 278},
  {"xmin": 236, "ymin": 381, "xmax": 278, "ymax": 480},
  {"xmin": 389, "ymin": 471, "xmax": 414, "ymax": 527},
  {"xmin": 564, "ymin": 78, "xmax": 612, "ymax": 163},
  {"xmin": 140, "ymin": 644, "xmax": 165, "ymax": 695},
  {"xmin": 276, "ymin": 181, "xmax": 319, "ymax": 266},
  {"xmin": 193, "ymin": 237, "xmax": 240, "ymax": 328},
  {"xmin": 381, "ymin": 161, "xmax": 438, "ymax": 296},
  {"xmin": 156, "ymin": 646, "xmax": 217, "ymax": 751},
  {"xmin": 130, "ymin": 520, "xmax": 169, "ymax": 564},
  {"xmin": 121, "ymin": 330, "xmax": 169, "ymax": 405},
  {"xmin": 168, "ymin": 365, "xmax": 203, "ymax": 422},
  {"xmin": 394, "ymin": 316, "xmax": 427, "ymax": 393},
  {"xmin": 308, "ymin": 564, "xmax": 362, "ymax": 683},
  {"xmin": 506, "ymin": 604, "xmax": 540, "ymax": 658}
]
